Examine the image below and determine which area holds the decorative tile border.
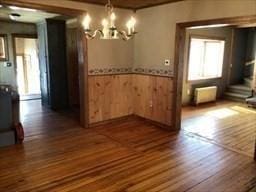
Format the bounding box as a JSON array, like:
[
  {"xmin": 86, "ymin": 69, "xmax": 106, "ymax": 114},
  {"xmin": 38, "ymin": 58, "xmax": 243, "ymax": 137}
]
[
  {"xmin": 89, "ymin": 67, "xmax": 133, "ymax": 75},
  {"xmin": 89, "ymin": 67, "xmax": 173, "ymax": 77},
  {"xmin": 133, "ymin": 68, "xmax": 173, "ymax": 77}
]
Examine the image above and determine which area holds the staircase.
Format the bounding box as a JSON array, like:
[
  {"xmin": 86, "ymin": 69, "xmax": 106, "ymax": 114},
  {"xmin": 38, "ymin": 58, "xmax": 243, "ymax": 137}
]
[{"xmin": 224, "ymin": 83, "xmax": 252, "ymax": 102}]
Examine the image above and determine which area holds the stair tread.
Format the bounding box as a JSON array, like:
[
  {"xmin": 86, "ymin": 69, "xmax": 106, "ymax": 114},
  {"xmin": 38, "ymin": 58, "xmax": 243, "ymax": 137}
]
[
  {"xmin": 224, "ymin": 92, "xmax": 250, "ymax": 98},
  {"xmin": 229, "ymin": 84, "xmax": 251, "ymax": 91}
]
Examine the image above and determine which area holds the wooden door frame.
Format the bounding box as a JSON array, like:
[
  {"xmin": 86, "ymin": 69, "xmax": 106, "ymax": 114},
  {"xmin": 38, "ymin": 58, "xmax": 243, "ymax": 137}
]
[
  {"xmin": 173, "ymin": 15, "xmax": 256, "ymax": 160},
  {"xmin": 0, "ymin": 0, "xmax": 89, "ymax": 128}
]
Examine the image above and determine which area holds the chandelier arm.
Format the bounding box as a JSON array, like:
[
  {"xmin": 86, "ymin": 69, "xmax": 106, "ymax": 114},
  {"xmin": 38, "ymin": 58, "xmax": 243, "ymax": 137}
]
[
  {"xmin": 117, "ymin": 30, "xmax": 134, "ymax": 41},
  {"xmin": 85, "ymin": 30, "xmax": 104, "ymax": 39}
]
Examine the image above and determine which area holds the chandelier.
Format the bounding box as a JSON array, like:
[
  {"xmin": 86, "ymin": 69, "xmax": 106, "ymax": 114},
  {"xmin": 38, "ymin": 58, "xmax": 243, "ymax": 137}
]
[{"xmin": 82, "ymin": 0, "xmax": 137, "ymax": 41}]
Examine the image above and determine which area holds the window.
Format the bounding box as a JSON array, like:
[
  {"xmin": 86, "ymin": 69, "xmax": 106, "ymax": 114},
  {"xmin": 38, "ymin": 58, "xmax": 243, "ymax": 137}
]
[{"xmin": 188, "ymin": 37, "xmax": 225, "ymax": 81}]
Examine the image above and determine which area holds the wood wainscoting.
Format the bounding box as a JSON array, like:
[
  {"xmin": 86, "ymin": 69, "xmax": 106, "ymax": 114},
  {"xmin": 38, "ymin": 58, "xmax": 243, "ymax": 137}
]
[
  {"xmin": 88, "ymin": 74, "xmax": 173, "ymax": 127},
  {"xmin": 133, "ymin": 74, "xmax": 173, "ymax": 126},
  {"xmin": 89, "ymin": 74, "xmax": 133, "ymax": 124}
]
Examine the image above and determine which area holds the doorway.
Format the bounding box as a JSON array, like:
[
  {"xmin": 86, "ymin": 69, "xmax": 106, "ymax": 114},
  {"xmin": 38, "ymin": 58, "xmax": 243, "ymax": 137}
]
[
  {"xmin": 173, "ymin": 16, "xmax": 256, "ymax": 160},
  {"xmin": 14, "ymin": 36, "xmax": 41, "ymax": 101}
]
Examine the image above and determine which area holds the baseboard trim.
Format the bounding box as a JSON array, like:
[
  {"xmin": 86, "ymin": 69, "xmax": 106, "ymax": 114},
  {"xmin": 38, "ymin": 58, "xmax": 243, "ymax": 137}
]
[
  {"xmin": 132, "ymin": 115, "xmax": 172, "ymax": 131},
  {"xmin": 89, "ymin": 114, "xmax": 173, "ymax": 130},
  {"xmin": 89, "ymin": 115, "xmax": 135, "ymax": 128}
]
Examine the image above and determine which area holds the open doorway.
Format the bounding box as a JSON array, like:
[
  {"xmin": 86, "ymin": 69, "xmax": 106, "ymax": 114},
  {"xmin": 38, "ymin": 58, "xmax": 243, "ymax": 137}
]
[
  {"xmin": 174, "ymin": 17, "xmax": 256, "ymax": 160},
  {"xmin": 0, "ymin": 4, "xmax": 85, "ymax": 139},
  {"xmin": 14, "ymin": 36, "xmax": 41, "ymax": 101}
]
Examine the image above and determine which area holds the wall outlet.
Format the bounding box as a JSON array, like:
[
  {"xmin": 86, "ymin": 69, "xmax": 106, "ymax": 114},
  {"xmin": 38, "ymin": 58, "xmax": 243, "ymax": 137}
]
[{"xmin": 164, "ymin": 59, "xmax": 170, "ymax": 66}]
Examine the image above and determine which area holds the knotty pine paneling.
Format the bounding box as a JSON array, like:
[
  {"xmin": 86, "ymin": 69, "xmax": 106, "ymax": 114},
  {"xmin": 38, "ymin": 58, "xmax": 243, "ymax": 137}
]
[
  {"xmin": 89, "ymin": 74, "xmax": 173, "ymax": 126},
  {"xmin": 132, "ymin": 74, "xmax": 173, "ymax": 126},
  {"xmin": 89, "ymin": 75, "xmax": 133, "ymax": 124}
]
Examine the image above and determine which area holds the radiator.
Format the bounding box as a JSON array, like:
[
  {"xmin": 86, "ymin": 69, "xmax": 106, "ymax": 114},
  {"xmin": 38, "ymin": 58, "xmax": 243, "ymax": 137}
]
[{"xmin": 194, "ymin": 86, "xmax": 217, "ymax": 105}]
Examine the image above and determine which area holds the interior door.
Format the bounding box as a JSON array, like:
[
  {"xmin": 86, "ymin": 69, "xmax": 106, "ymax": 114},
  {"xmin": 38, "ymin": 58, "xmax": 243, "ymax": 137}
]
[{"xmin": 38, "ymin": 23, "xmax": 50, "ymax": 106}]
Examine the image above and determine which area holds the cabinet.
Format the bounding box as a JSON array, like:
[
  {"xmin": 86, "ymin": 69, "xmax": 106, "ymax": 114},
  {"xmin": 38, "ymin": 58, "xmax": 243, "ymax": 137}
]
[{"xmin": 37, "ymin": 19, "xmax": 68, "ymax": 110}]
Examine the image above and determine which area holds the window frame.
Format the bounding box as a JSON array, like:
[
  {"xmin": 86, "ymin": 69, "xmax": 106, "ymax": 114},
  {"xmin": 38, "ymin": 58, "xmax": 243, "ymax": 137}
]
[{"xmin": 186, "ymin": 35, "xmax": 226, "ymax": 82}]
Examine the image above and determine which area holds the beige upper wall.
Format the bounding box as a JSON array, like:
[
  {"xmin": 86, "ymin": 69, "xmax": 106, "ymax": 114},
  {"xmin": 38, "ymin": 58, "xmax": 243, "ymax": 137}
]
[
  {"xmin": 134, "ymin": 0, "xmax": 256, "ymax": 72},
  {"xmin": 7, "ymin": 0, "xmax": 256, "ymax": 74},
  {"xmin": 17, "ymin": 0, "xmax": 134, "ymax": 71}
]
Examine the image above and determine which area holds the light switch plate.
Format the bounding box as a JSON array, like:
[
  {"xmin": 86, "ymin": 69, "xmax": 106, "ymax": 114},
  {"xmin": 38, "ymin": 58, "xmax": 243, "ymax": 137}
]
[
  {"xmin": 4, "ymin": 62, "xmax": 12, "ymax": 67},
  {"xmin": 165, "ymin": 59, "xmax": 170, "ymax": 66}
]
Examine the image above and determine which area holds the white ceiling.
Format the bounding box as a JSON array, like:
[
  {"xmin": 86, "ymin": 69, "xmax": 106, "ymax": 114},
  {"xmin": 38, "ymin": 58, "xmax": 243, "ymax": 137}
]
[{"xmin": 0, "ymin": 5, "xmax": 59, "ymax": 23}]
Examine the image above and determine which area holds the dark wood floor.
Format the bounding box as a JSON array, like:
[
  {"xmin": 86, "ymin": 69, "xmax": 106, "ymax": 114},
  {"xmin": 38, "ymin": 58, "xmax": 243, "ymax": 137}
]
[
  {"xmin": 0, "ymin": 100, "xmax": 255, "ymax": 191},
  {"xmin": 182, "ymin": 100, "xmax": 256, "ymax": 157}
]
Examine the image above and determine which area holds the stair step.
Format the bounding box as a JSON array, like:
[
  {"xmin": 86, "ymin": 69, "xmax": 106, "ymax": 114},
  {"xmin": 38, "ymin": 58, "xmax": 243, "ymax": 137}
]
[
  {"xmin": 224, "ymin": 92, "xmax": 249, "ymax": 99},
  {"xmin": 227, "ymin": 84, "xmax": 252, "ymax": 95},
  {"xmin": 229, "ymin": 84, "xmax": 251, "ymax": 91},
  {"xmin": 224, "ymin": 92, "xmax": 250, "ymax": 102}
]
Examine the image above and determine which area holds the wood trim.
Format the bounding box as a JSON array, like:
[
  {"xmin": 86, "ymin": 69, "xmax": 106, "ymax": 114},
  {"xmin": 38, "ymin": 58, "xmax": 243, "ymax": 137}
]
[
  {"xmin": 88, "ymin": 73, "xmax": 133, "ymax": 77},
  {"xmin": 178, "ymin": 15, "xmax": 256, "ymax": 28},
  {"xmin": 0, "ymin": 0, "xmax": 85, "ymax": 16},
  {"xmin": 133, "ymin": 115, "xmax": 172, "ymax": 131},
  {"xmin": 172, "ymin": 24, "xmax": 185, "ymax": 131},
  {"xmin": 88, "ymin": 73, "xmax": 174, "ymax": 78},
  {"xmin": 89, "ymin": 114, "xmax": 172, "ymax": 130},
  {"xmin": 70, "ymin": 1, "xmax": 133, "ymax": 10},
  {"xmin": 173, "ymin": 15, "xmax": 256, "ymax": 160},
  {"xmin": 77, "ymin": 16, "xmax": 89, "ymax": 128},
  {"xmin": 89, "ymin": 115, "xmax": 135, "ymax": 128},
  {"xmin": 135, "ymin": 0, "xmax": 184, "ymax": 10},
  {"xmin": 72, "ymin": 0, "xmax": 184, "ymax": 11},
  {"xmin": 133, "ymin": 73, "xmax": 173, "ymax": 78}
]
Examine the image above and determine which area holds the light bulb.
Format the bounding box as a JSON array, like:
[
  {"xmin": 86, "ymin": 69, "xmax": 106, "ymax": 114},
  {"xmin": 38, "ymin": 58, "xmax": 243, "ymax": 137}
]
[
  {"xmin": 110, "ymin": 12, "xmax": 116, "ymax": 21},
  {"xmin": 83, "ymin": 14, "xmax": 91, "ymax": 30},
  {"xmin": 102, "ymin": 19, "xmax": 108, "ymax": 27},
  {"xmin": 126, "ymin": 20, "xmax": 131, "ymax": 28},
  {"xmin": 126, "ymin": 20, "xmax": 132, "ymax": 35},
  {"xmin": 130, "ymin": 17, "xmax": 136, "ymax": 26}
]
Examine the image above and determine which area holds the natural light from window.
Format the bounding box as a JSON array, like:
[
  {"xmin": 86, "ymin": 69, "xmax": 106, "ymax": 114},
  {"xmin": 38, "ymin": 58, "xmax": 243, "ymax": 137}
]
[{"xmin": 188, "ymin": 37, "xmax": 225, "ymax": 81}]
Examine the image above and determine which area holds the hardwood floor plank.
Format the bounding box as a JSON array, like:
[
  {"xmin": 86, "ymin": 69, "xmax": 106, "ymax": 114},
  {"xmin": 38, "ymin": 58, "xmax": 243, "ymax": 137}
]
[
  {"xmin": 182, "ymin": 101, "xmax": 256, "ymax": 157},
  {"xmin": 0, "ymin": 100, "xmax": 255, "ymax": 192}
]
